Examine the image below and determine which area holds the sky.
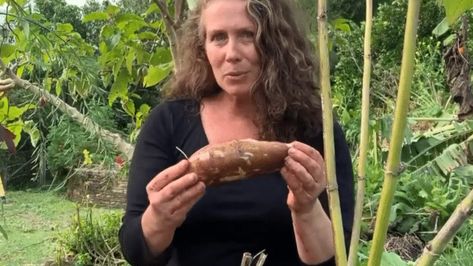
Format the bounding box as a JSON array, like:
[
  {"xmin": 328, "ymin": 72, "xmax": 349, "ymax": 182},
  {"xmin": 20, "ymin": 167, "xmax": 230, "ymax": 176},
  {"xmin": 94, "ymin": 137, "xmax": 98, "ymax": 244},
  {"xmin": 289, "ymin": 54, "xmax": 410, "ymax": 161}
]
[{"xmin": 65, "ymin": 0, "xmax": 89, "ymax": 7}]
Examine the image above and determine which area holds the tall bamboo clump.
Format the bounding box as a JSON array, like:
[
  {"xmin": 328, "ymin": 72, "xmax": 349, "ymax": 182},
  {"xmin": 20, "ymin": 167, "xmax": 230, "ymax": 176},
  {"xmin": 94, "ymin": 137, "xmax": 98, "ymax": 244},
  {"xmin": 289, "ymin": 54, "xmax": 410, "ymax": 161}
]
[
  {"xmin": 367, "ymin": 0, "xmax": 422, "ymax": 265},
  {"xmin": 347, "ymin": 0, "xmax": 373, "ymax": 265},
  {"xmin": 416, "ymin": 188, "xmax": 473, "ymax": 266},
  {"xmin": 317, "ymin": 0, "xmax": 347, "ymax": 265}
]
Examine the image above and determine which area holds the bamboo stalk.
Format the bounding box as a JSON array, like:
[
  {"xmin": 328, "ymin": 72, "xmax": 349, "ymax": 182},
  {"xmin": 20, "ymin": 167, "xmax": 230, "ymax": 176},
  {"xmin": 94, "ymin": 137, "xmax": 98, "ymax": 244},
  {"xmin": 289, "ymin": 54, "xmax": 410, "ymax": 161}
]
[
  {"xmin": 347, "ymin": 0, "xmax": 373, "ymax": 265},
  {"xmin": 416, "ymin": 188, "xmax": 473, "ymax": 266},
  {"xmin": 367, "ymin": 0, "xmax": 422, "ymax": 265},
  {"xmin": 317, "ymin": 0, "xmax": 347, "ymax": 265}
]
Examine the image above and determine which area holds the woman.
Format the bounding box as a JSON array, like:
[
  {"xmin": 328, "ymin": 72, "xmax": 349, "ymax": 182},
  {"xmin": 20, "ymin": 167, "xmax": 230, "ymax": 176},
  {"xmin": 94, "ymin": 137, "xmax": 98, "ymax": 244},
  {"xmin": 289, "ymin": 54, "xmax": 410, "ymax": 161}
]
[{"xmin": 119, "ymin": 0, "xmax": 354, "ymax": 265}]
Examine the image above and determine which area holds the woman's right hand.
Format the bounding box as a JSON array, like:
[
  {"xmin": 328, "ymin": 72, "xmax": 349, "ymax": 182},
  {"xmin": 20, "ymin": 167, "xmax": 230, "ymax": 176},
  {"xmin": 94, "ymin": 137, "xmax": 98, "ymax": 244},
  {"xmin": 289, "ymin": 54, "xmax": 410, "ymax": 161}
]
[{"xmin": 141, "ymin": 160, "xmax": 206, "ymax": 254}]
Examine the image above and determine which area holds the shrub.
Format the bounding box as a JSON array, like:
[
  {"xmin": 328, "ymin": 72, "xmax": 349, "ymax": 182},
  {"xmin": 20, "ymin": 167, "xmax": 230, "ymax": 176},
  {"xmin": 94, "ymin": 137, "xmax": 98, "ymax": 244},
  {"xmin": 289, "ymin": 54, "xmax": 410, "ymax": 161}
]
[{"xmin": 55, "ymin": 206, "xmax": 126, "ymax": 265}]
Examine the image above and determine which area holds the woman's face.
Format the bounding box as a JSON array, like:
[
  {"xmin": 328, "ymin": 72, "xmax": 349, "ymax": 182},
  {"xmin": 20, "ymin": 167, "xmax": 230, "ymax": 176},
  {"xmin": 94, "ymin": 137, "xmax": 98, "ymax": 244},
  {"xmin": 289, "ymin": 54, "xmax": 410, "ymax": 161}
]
[{"xmin": 201, "ymin": 0, "xmax": 261, "ymax": 99}]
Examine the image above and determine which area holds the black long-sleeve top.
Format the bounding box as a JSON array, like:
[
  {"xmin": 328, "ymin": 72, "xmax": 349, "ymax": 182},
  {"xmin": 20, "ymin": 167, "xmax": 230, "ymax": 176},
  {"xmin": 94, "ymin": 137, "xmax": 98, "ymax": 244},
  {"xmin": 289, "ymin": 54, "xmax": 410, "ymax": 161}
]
[{"xmin": 119, "ymin": 99, "xmax": 355, "ymax": 266}]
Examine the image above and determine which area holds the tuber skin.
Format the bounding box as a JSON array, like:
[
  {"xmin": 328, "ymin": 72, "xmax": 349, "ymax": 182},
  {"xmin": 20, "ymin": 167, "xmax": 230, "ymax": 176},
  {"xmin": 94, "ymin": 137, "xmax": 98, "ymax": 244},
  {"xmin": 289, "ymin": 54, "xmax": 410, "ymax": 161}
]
[{"xmin": 187, "ymin": 139, "xmax": 290, "ymax": 185}]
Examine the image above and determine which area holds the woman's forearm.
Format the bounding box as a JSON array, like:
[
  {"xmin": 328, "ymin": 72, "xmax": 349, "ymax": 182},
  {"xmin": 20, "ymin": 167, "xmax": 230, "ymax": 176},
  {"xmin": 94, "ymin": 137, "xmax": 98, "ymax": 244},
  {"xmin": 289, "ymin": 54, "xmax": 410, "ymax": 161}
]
[
  {"xmin": 292, "ymin": 200, "xmax": 335, "ymax": 264},
  {"xmin": 141, "ymin": 206, "xmax": 175, "ymax": 256}
]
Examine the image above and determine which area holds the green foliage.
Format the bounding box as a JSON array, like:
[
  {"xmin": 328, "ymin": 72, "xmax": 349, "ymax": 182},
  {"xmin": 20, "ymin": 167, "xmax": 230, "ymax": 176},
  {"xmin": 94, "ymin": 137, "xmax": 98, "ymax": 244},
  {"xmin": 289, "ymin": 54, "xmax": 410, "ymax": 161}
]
[
  {"xmin": 356, "ymin": 240, "xmax": 414, "ymax": 266},
  {"xmin": 0, "ymin": 97, "xmax": 37, "ymax": 147},
  {"xmin": 331, "ymin": 0, "xmax": 445, "ymax": 150},
  {"xmin": 46, "ymin": 104, "xmax": 116, "ymax": 176},
  {"xmin": 55, "ymin": 207, "xmax": 125, "ymax": 265},
  {"xmin": 372, "ymin": 0, "xmax": 444, "ymax": 63},
  {"xmin": 1, "ymin": 0, "xmax": 166, "ymax": 155},
  {"xmin": 436, "ymin": 224, "xmax": 473, "ymax": 266},
  {"xmin": 366, "ymin": 172, "xmax": 471, "ymax": 241},
  {"xmin": 34, "ymin": 0, "xmax": 87, "ymax": 38},
  {"xmin": 0, "ymin": 191, "xmax": 78, "ymax": 264},
  {"xmin": 441, "ymin": 0, "xmax": 473, "ymax": 25}
]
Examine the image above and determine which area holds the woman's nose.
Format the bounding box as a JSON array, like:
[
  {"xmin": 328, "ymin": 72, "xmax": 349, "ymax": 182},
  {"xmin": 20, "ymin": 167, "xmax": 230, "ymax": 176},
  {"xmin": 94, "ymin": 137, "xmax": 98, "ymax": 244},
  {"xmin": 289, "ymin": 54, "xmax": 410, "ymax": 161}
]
[{"xmin": 225, "ymin": 39, "xmax": 242, "ymax": 63}]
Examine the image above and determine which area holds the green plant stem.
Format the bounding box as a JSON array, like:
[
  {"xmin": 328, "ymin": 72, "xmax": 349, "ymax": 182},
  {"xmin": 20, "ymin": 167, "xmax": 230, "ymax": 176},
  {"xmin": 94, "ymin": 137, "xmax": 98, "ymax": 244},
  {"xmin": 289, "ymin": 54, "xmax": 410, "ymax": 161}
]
[
  {"xmin": 408, "ymin": 117, "xmax": 458, "ymax": 121},
  {"xmin": 317, "ymin": 0, "xmax": 347, "ymax": 265},
  {"xmin": 416, "ymin": 188, "xmax": 473, "ymax": 266},
  {"xmin": 367, "ymin": 0, "xmax": 421, "ymax": 265},
  {"xmin": 348, "ymin": 0, "xmax": 372, "ymax": 265}
]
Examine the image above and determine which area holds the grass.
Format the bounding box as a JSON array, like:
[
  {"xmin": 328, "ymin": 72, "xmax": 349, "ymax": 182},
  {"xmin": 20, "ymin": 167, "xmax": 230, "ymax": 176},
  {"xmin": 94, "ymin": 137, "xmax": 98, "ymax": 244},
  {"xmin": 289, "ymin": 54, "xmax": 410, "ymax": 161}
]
[
  {"xmin": 436, "ymin": 223, "xmax": 473, "ymax": 266},
  {"xmin": 0, "ymin": 190, "xmax": 122, "ymax": 265},
  {"xmin": 1, "ymin": 190, "xmax": 472, "ymax": 265}
]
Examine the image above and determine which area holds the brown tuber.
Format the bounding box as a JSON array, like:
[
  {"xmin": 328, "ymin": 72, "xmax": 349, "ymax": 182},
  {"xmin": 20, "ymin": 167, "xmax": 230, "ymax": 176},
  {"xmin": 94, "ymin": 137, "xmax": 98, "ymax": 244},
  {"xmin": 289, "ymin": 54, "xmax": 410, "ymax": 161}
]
[{"xmin": 187, "ymin": 139, "xmax": 289, "ymax": 185}]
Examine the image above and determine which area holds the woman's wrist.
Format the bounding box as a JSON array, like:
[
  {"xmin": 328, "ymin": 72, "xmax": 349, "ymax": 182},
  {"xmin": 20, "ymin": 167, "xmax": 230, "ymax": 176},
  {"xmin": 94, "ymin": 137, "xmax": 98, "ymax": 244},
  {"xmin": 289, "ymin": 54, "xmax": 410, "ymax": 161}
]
[
  {"xmin": 141, "ymin": 206, "xmax": 175, "ymax": 255},
  {"xmin": 291, "ymin": 200, "xmax": 329, "ymax": 225},
  {"xmin": 291, "ymin": 200, "xmax": 334, "ymax": 264}
]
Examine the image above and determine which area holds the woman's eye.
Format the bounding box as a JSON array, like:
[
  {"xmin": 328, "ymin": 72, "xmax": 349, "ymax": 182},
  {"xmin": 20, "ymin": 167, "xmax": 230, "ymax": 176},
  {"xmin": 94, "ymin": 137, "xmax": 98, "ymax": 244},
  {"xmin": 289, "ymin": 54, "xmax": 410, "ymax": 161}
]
[
  {"xmin": 211, "ymin": 33, "xmax": 227, "ymax": 43},
  {"xmin": 240, "ymin": 31, "xmax": 254, "ymax": 40}
]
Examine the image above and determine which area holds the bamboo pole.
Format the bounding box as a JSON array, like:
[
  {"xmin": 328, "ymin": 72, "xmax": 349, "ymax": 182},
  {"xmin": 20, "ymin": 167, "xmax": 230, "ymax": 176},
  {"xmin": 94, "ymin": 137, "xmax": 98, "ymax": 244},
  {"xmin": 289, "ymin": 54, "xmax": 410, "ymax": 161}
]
[
  {"xmin": 347, "ymin": 0, "xmax": 373, "ymax": 265},
  {"xmin": 367, "ymin": 0, "xmax": 422, "ymax": 265},
  {"xmin": 416, "ymin": 188, "xmax": 473, "ymax": 266},
  {"xmin": 317, "ymin": 0, "xmax": 347, "ymax": 265}
]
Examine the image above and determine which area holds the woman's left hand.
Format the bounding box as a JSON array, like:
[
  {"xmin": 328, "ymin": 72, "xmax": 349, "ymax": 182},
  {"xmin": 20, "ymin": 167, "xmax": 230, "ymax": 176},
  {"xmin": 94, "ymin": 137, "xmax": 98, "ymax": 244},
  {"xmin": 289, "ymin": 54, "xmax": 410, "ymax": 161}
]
[{"xmin": 281, "ymin": 141, "xmax": 326, "ymax": 215}]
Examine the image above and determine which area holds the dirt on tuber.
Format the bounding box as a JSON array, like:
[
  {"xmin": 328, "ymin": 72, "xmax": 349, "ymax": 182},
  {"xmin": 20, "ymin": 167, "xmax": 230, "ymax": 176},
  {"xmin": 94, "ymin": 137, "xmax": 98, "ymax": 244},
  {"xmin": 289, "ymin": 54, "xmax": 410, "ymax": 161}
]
[{"xmin": 187, "ymin": 139, "xmax": 289, "ymax": 185}]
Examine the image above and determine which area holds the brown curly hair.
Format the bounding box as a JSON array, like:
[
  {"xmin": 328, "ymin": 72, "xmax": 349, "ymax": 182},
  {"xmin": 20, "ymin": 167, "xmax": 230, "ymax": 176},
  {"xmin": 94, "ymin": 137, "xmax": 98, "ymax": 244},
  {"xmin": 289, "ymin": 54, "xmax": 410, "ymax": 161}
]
[{"xmin": 168, "ymin": 0, "xmax": 322, "ymax": 142}]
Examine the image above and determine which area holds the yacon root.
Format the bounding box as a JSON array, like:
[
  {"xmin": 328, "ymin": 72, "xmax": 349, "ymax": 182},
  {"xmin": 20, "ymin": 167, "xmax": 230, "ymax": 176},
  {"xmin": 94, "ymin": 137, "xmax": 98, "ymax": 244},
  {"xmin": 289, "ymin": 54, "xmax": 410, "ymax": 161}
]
[{"xmin": 188, "ymin": 139, "xmax": 289, "ymax": 185}]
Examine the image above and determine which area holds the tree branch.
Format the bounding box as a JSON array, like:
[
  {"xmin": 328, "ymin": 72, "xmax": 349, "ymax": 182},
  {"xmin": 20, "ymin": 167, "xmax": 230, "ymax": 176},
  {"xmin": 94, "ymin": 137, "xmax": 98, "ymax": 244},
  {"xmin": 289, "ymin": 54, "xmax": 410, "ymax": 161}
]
[
  {"xmin": 0, "ymin": 58, "xmax": 135, "ymax": 160},
  {"xmin": 153, "ymin": 0, "xmax": 180, "ymax": 70},
  {"xmin": 174, "ymin": 0, "xmax": 186, "ymax": 27}
]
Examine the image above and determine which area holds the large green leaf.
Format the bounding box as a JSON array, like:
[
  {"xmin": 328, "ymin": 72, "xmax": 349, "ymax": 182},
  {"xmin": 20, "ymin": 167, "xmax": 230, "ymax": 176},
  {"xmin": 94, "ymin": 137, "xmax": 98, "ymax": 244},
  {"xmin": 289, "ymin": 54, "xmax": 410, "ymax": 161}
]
[
  {"xmin": 442, "ymin": 0, "xmax": 473, "ymax": 24},
  {"xmin": 6, "ymin": 104, "xmax": 35, "ymax": 121},
  {"xmin": 0, "ymin": 98, "xmax": 9, "ymax": 121},
  {"xmin": 432, "ymin": 18, "xmax": 449, "ymax": 37},
  {"xmin": 125, "ymin": 49, "xmax": 135, "ymax": 75},
  {"xmin": 0, "ymin": 44, "xmax": 15, "ymax": 58},
  {"xmin": 453, "ymin": 165, "xmax": 473, "ymax": 177},
  {"xmin": 144, "ymin": 3, "xmax": 160, "ymax": 16},
  {"xmin": 413, "ymin": 134, "xmax": 473, "ymax": 176},
  {"xmin": 82, "ymin": 11, "xmax": 109, "ymax": 22},
  {"xmin": 56, "ymin": 23, "xmax": 74, "ymax": 33},
  {"xmin": 105, "ymin": 5, "xmax": 121, "ymax": 16},
  {"xmin": 143, "ymin": 64, "xmax": 172, "ymax": 87},
  {"xmin": 122, "ymin": 99, "xmax": 135, "ymax": 117},
  {"xmin": 137, "ymin": 31, "xmax": 157, "ymax": 41},
  {"xmin": 7, "ymin": 120, "xmax": 24, "ymax": 146},
  {"xmin": 405, "ymin": 120, "xmax": 473, "ymax": 168},
  {"xmin": 23, "ymin": 120, "xmax": 40, "ymax": 147},
  {"xmin": 109, "ymin": 69, "xmax": 130, "ymax": 106},
  {"xmin": 381, "ymin": 251, "xmax": 409, "ymax": 266},
  {"xmin": 150, "ymin": 47, "xmax": 172, "ymax": 65}
]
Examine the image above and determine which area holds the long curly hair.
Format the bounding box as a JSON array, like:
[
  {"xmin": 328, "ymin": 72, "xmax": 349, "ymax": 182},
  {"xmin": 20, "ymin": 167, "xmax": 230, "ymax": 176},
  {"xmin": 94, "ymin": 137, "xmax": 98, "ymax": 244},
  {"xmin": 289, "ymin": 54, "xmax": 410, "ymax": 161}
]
[{"xmin": 168, "ymin": 0, "xmax": 322, "ymax": 142}]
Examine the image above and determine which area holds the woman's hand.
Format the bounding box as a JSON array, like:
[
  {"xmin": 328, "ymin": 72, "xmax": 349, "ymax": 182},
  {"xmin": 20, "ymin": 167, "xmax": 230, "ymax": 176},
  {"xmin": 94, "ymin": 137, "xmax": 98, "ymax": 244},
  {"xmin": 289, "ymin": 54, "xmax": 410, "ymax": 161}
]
[
  {"xmin": 281, "ymin": 142, "xmax": 334, "ymax": 264},
  {"xmin": 280, "ymin": 141, "xmax": 326, "ymax": 215},
  {"xmin": 142, "ymin": 160, "xmax": 206, "ymax": 254},
  {"xmin": 146, "ymin": 160, "xmax": 206, "ymax": 230}
]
